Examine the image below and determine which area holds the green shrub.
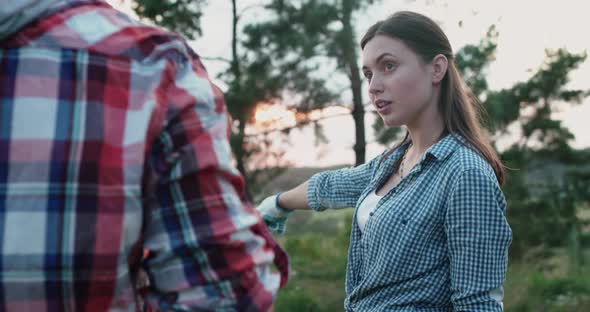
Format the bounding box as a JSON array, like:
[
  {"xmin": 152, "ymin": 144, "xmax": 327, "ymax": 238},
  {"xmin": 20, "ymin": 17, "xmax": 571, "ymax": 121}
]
[
  {"xmin": 509, "ymin": 272, "xmax": 590, "ymax": 311},
  {"xmin": 275, "ymin": 285, "xmax": 322, "ymax": 312},
  {"xmin": 273, "ymin": 211, "xmax": 352, "ymax": 311}
]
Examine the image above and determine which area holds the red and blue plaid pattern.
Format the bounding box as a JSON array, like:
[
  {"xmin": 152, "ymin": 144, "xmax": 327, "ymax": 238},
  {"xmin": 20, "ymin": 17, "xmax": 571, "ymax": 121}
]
[{"xmin": 0, "ymin": 1, "xmax": 288, "ymax": 311}]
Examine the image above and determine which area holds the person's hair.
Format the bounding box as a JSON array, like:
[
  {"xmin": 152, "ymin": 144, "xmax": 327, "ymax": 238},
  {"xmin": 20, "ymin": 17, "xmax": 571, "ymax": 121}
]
[{"xmin": 361, "ymin": 11, "xmax": 504, "ymax": 185}]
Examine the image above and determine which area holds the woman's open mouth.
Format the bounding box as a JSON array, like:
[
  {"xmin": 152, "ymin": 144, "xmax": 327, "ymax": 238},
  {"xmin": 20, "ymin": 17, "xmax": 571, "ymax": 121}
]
[{"xmin": 375, "ymin": 100, "xmax": 392, "ymax": 112}]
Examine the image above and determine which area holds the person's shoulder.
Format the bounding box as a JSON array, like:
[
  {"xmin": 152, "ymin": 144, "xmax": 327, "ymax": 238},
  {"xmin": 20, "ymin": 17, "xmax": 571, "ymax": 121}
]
[
  {"xmin": 444, "ymin": 139, "xmax": 496, "ymax": 180},
  {"xmin": 85, "ymin": 5, "xmax": 194, "ymax": 63},
  {"xmin": 44, "ymin": 3, "xmax": 196, "ymax": 64}
]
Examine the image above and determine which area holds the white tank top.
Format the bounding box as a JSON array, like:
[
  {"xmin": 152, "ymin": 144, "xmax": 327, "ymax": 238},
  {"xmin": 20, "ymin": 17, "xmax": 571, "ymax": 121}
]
[{"xmin": 357, "ymin": 190, "xmax": 383, "ymax": 233}]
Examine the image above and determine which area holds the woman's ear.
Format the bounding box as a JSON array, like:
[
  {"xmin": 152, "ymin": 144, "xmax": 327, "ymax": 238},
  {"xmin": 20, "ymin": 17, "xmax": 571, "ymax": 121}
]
[{"xmin": 431, "ymin": 54, "xmax": 448, "ymax": 86}]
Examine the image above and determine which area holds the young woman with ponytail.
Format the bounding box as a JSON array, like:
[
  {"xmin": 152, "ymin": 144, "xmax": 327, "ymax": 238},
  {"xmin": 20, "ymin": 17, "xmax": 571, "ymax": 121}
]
[{"xmin": 257, "ymin": 11, "xmax": 512, "ymax": 311}]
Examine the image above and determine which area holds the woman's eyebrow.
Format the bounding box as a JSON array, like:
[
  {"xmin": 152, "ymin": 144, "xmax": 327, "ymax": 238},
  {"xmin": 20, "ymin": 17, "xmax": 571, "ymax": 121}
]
[{"xmin": 362, "ymin": 52, "xmax": 396, "ymax": 70}]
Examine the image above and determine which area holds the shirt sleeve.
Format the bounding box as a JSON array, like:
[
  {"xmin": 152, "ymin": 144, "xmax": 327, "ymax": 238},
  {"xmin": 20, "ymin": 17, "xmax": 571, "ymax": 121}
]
[
  {"xmin": 307, "ymin": 154, "xmax": 382, "ymax": 211},
  {"xmin": 444, "ymin": 168, "xmax": 512, "ymax": 312},
  {"xmin": 141, "ymin": 53, "xmax": 286, "ymax": 311}
]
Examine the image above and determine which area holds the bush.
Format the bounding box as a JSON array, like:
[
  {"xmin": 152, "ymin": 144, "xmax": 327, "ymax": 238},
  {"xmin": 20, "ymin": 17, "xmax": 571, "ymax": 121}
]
[
  {"xmin": 509, "ymin": 272, "xmax": 590, "ymax": 311},
  {"xmin": 273, "ymin": 211, "xmax": 353, "ymax": 311},
  {"xmin": 275, "ymin": 285, "xmax": 322, "ymax": 312}
]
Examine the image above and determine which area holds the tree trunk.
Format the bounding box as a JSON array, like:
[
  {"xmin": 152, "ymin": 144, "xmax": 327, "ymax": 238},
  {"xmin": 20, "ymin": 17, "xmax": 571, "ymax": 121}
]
[
  {"xmin": 232, "ymin": 117, "xmax": 254, "ymax": 200},
  {"xmin": 342, "ymin": 0, "xmax": 366, "ymax": 165},
  {"xmin": 231, "ymin": 0, "xmax": 239, "ymax": 73},
  {"xmin": 230, "ymin": 0, "xmax": 253, "ymax": 200},
  {"xmin": 350, "ymin": 63, "xmax": 366, "ymax": 165}
]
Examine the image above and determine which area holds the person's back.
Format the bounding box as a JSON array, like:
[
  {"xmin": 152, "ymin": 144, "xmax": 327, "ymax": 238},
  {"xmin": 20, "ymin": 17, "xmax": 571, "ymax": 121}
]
[{"xmin": 0, "ymin": 1, "xmax": 287, "ymax": 310}]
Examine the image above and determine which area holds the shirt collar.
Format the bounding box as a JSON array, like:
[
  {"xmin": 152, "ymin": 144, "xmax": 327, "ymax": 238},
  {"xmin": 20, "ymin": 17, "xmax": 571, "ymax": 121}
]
[
  {"xmin": 0, "ymin": 1, "xmax": 106, "ymax": 42},
  {"xmin": 0, "ymin": 0, "xmax": 59, "ymax": 41},
  {"xmin": 424, "ymin": 133, "xmax": 465, "ymax": 161},
  {"xmin": 383, "ymin": 133, "xmax": 465, "ymax": 165}
]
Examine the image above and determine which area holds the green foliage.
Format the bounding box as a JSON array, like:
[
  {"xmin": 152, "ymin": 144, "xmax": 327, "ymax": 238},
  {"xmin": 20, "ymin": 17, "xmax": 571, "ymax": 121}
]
[
  {"xmin": 484, "ymin": 89, "xmax": 521, "ymax": 132},
  {"xmin": 241, "ymin": 0, "xmax": 343, "ymax": 112},
  {"xmin": 510, "ymin": 273, "xmax": 590, "ymax": 311},
  {"xmin": 530, "ymin": 274, "xmax": 590, "ymax": 300},
  {"xmin": 133, "ymin": 0, "xmax": 206, "ymax": 39},
  {"xmin": 488, "ymin": 49, "xmax": 587, "ymax": 149},
  {"xmin": 515, "ymin": 49, "xmax": 587, "ymax": 102},
  {"xmin": 455, "ymin": 25, "xmax": 588, "ymax": 155},
  {"xmin": 455, "ymin": 25, "xmax": 498, "ymax": 99},
  {"xmin": 372, "ymin": 112, "xmax": 402, "ymax": 145},
  {"xmin": 275, "ymin": 285, "xmax": 322, "ymax": 311},
  {"xmin": 274, "ymin": 210, "xmax": 353, "ymax": 311},
  {"xmin": 455, "ymin": 28, "xmax": 590, "ymax": 256},
  {"xmin": 502, "ymin": 144, "xmax": 590, "ymax": 258},
  {"xmin": 507, "ymin": 186, "xmax": 579, "ymax": 257}
]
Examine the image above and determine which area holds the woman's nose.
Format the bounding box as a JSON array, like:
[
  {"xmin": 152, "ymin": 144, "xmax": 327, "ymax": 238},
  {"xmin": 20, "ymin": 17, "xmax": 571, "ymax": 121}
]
[{"xmin": 368, "ymin": 75, "xmax": 383, "ymax": 95}]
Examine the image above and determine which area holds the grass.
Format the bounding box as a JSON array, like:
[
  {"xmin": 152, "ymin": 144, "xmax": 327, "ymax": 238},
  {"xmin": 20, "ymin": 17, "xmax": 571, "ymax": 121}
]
[{"xmin": 274, "ymin": 210, "xmax": 352, "ymax": 311}]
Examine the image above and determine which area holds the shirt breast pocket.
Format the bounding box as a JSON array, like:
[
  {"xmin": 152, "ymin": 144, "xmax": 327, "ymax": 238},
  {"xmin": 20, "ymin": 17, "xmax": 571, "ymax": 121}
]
[
  {"xmin": 399, "ymin": 216, "xmax": 437, "ymax": 258},
  {"xmin": 378, "ymin": 200, "xmax": 440, "ymax": 262}
]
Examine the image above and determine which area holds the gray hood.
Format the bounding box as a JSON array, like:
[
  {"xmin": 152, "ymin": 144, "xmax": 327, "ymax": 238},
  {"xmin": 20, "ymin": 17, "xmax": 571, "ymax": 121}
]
[{"xmin": 0, "ymin": 0, "xmax": 60, "ymax": 40}]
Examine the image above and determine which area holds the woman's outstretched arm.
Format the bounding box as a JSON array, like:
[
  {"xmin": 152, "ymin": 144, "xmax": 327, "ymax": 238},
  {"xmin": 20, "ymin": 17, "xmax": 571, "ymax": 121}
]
[{"xmin": 276, "ymin": 180, "xmax": 311, "ymax": 210}]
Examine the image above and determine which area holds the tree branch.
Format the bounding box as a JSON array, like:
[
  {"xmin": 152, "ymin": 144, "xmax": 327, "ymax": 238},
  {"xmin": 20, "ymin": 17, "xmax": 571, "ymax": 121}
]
[
  {"xmin": 245, "ymin": 111, "xmax": 351, "ymax": 138},
  {"xmin": 200, "ymin": 56, "xmax": 232, "ymax": 63},
  {"xmin": 237, "ymin": 4, "xmax": 266, "ymax": 20}
]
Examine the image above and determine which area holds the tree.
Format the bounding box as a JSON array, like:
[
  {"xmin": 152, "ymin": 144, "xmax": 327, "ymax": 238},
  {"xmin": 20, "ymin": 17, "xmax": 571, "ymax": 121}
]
[
  {"xmin": 223, "ymin": 0, "xmax": 340, "ymax": 198},
  {"xmin": 132, "ymin": 0, "xmax": 207, "ymax": 40},
  {"xmin": 242, "ymin": 0, "xmax": 382, "ymax": 166},
  {"xmin": 451, "ymin": 25, "xmax": 589, "ymax": 257}
]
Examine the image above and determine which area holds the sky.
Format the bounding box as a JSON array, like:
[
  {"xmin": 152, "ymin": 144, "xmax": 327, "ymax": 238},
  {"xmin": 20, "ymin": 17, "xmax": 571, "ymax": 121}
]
[{"xmin": 111, "ymin": 0, "xmax": 590, "ymax": 167}]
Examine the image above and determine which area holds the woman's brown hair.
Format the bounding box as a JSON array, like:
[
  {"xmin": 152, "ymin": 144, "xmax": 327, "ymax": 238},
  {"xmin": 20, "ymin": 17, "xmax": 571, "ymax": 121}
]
[{"xmin": 361, "ymin": 11, "xmax": 504, "ymax": 185}]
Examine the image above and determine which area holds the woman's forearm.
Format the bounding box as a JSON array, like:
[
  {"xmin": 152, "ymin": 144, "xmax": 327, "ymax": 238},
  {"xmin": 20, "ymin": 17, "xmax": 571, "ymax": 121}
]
[{"xmin": 277, "ymin": 180, "xmax": 312, "ymax": 211}]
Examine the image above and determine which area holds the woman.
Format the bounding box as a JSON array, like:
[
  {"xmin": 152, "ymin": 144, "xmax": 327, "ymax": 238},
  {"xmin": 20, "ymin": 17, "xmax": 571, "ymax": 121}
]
[{"xmin": 257, "ymin": 11, "xmax": 512, "ymax": 311}]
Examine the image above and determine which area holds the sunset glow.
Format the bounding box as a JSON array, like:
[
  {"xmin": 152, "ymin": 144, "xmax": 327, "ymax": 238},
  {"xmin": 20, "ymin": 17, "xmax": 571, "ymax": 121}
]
[{"xmin": 253, "ymin": 104, "xmax": 296, "ymax": 127}]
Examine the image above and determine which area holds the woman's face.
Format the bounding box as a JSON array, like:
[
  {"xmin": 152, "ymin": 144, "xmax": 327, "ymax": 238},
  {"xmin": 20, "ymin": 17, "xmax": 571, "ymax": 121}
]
[{"xmin": 362, "ymin": 35, "xmax": 438, "ymax": 127}]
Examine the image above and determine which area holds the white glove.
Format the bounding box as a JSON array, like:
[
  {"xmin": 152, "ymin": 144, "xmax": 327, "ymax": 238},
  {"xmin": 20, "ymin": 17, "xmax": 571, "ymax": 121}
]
[{"xmin": 256, "ymin": 194, "xmax": 293, "ymax": 234}]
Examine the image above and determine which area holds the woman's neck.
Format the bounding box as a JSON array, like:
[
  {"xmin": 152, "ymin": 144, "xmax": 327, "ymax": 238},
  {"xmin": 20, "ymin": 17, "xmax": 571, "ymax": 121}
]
[{"xmin": 406, "ymin": 115, "xmax": 445, "ymax": 157}]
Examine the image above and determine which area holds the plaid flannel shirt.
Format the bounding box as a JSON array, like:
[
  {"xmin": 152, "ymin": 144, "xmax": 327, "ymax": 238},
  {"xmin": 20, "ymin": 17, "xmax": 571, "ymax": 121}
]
[
  {"xmin": 307, "ymin": 134, "xmax": 512, "ymax": 311},
  {"xmin": 0, "ymin": 1, "xmax": 287, "ymax": 311}
]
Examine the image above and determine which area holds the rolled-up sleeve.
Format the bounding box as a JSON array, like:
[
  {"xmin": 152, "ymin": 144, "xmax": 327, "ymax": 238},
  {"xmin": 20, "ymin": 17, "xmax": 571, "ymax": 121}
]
[
  {"xmin": 141, "ymin": 53, "xmax": 286, "ymax": 311},
  {"xmin": 307, "ymin": 155, "xmax": 382, "ymax": 211},
  {"xmin": 444, "ymin": 168, "xmax": 512, "ymax": 312}
]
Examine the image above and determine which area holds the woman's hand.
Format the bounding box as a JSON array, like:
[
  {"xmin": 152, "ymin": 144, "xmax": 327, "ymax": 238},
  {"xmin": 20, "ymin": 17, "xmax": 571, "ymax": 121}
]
[{"xmin": 256, "ymin": 194, "xmax": 294, "ymax": 234}]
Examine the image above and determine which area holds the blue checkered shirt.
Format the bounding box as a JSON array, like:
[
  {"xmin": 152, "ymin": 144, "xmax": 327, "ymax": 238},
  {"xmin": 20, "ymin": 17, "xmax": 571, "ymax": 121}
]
[{"xmin": 307, "ymin": 134, "xmax": 512, "ymax": 311}]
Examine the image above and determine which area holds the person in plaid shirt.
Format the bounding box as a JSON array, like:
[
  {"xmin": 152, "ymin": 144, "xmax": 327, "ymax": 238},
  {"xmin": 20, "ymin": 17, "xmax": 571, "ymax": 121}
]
[
  {"xmin": 0, "ymin": 0, "xmax": 288, "ymax": 311},
  {"xmin": 257, "ymin": 11, "xmax": 512, "ymax": 311}
]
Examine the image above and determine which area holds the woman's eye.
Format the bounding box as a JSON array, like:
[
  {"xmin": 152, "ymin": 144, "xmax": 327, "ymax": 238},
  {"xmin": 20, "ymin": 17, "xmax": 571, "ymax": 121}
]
[
  {"xmin": 385, "ymin": 63, "xmax": 396, "ymax": 71},
  {"xmin": 364, "ymin": 72, "xmax": 373, "ymax": 81}
]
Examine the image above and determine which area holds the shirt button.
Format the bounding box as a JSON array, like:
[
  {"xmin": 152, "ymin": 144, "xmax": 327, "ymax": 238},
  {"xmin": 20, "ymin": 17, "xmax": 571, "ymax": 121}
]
[{"xmin": 369, "ymin": 212, "xmax": 374, "ymax": 216}]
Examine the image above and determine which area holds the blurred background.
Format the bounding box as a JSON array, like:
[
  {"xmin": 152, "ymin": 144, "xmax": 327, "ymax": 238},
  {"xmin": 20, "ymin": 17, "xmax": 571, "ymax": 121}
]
[{"xmin": 112, "ymin": 0, "xmax": 590, "ymax": 310}]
